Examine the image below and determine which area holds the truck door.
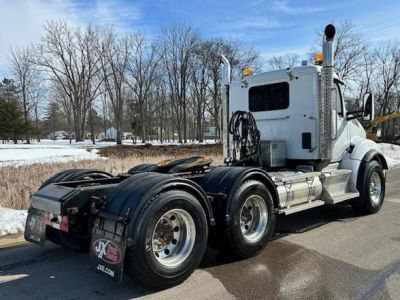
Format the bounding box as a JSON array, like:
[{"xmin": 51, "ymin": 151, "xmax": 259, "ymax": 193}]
[{"xmin": 331, "ymin": 82, "xmax": 349, "ymax": 162}]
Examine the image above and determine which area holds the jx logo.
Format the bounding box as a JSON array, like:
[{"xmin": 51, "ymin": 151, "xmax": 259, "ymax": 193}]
[
  {"xmin": 95, "ymin": 240, "xmax": 110, "ymax": 259},
  {"xmin": 92, "ymin": 239, "xmax": 122, "ymax": 264},
  {"xmin": 29, "ymin": 217, "xmax": 36, "ymax": 229}
]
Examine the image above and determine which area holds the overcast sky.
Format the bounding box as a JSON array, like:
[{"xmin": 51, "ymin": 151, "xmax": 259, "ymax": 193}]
[{"xmin": 0, "ymin": 0, "xmax": 399, "ymax": 78}]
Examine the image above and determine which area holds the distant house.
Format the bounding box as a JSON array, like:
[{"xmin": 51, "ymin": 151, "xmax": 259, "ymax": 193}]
[
  {"xmin": 97, "ymin": 127, "xmax": 117, "ymax": 140},
  {"xmin": 48, "ymin": 131, "xmax": 69, "ymax": 140},
  {"xmin": 122, "ymin": 132, "xmax": 134, "ymax": 140},
  {"xmin": 204, "ymin": 126, "xmax": 218, "ymax": 139},
  {"xmin": 97, "ymin": 127, "xmax": 134, "ymax": 140}
]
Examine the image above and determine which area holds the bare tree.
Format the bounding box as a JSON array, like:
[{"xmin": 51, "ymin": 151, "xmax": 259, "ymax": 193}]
[
  {"xmin": 373, "ymin": 42, "xmax": 400, "ymax": 116},
  {"xmin": 53, "ymin": 79, "xmax": 74, "ymax": 143},
  {"xmin": 99, "ymin": 27, "xmax": 130, "ymax": 144},
  {"xmin": 35, "ymin": 20, "xmax": 101, "ymax": 141},
  {"xmin": 204, "ymin": 38, "xmax": 260, "ymax": 140},
  {"xmin": 126, "ymin": 33, "xmax": 162, "ymax": 143},
  {"xmin": 268, "ymin": 53, "xmax": 299, "ymax": 70},
  {"xmin": 9, "ymin": 45, "xmax": 42, "ymax": 143},
  {"xmin": 190, "ymin": 41, "xmax": 211, "ymax": 141},
  {"xmin": 161, "ymin": 24, "xmax": 199, "ymax": 143}
]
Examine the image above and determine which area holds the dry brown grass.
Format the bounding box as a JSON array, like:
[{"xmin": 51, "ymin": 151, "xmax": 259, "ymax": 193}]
[{"xmin": 0, "ymin": 152, "xmax": 223, "ymax": 210}]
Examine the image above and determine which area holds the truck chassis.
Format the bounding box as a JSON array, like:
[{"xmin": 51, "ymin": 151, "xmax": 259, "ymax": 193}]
[{"xmin": 24, "ymin": 24, "xmax": 388, "ymax": 289}]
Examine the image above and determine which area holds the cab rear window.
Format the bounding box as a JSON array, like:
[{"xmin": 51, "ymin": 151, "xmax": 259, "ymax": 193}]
[{"xmin": 249, "ymin": 82, "xmax": 289, "ymax": 112}]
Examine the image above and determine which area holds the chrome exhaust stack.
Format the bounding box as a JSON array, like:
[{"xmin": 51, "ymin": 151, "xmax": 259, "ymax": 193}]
[
  {"xmin": 221, "ymin": 54, "xmax": 231, "ymax": 159},
  {"xmin": 319, "ymin": 24, "xmax": 336, "ymax": 168}
]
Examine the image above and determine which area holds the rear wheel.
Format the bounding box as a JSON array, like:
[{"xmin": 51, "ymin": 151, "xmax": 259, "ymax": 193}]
[
  {"xmin": 225, "ymin": 180, "xmax": 275, "ymax": 258},
  {"xmin": 352, "ymin": 160, "xmax": 385, "ymax": 215},
  {"xmin": 124, "ymin": 190, "xmax": 208, "ymax": 289}
]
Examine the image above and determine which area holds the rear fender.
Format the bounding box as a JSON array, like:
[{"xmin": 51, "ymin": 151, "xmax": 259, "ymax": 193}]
[
  {"xmin": 101, "ymin": 172, "xmax": 214, "ymax": 242},
  {"xmin": 199, "ymin": 166, "xmax": 278, "ymax": 222}
]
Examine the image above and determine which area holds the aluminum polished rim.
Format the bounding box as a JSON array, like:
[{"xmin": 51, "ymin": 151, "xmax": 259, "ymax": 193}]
[
  {"xmin": 370, "ymin": 171, "xmax": 382, "ymax": 205},
  {"xmin": 152, "ymin": 209, "xmax": 196, "ymax": 268},
  {"xmin": 240, "ymin": 195, "xmax": 268, "ymax": 243}
]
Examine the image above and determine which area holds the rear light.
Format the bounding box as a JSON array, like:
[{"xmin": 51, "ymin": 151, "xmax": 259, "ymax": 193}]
[{"xmin": 62, "ymin": 216, "xmax": 69, "ymax": 226}]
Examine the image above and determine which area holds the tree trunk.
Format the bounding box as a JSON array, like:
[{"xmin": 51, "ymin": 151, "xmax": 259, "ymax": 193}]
[
  {"xmin": 89, "ymin": 109, "xmax": 96, "ymax": 145},
  {"xmin": 140, "ymin": 100, "xmax": 146, "ymax": 143},
  {"xmin": 183, "ymin": 99, "xmax": 187, "ymax": 144},
  {"xmin": 35, "ymin": 106, "xmax": 40, "ymax": 142},
  {"xmin": 116, "ymin": 118, "xmax": 122, "ymax": 145}
]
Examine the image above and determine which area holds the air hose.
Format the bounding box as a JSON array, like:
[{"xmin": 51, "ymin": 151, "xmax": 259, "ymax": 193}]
[{"xmin": 228, "ymin": 110, "xmax": 261, "ymax": 166}]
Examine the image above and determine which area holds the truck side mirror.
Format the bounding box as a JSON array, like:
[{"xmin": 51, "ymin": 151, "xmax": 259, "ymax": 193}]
[{"xmin": 363, "ymin": 92, "xmax": 374, "ymax": 121}]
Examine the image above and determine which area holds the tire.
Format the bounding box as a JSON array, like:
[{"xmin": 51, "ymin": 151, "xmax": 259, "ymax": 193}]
[
  {"xmin": 124, "ymin": 190, "xmax": 208, "ymax": 289},
  {"xmin": 225, "ymin": 180, "xmax": 276, "ymax": 258},
  {"xmin": 352, "ymin": 160, "xmax": 385, "ymax": 215},
  {"xmin": 39, "ymin": 169, "xmax": 113, "ymax": 251}
]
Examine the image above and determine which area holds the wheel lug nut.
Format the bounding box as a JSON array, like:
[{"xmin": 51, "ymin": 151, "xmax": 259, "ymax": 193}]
[
  {"xmin": 164, "ymin": 249, "xmax": 170, "ymax": 255},
  {"xmin": 174, "ymin": 226, "xmax": 179, "ymax": 232},
  {"xmin": 170, "ymin": 215, "xmax": 176, "ymax": 221},
  {"xmin": 245, "ymin": 225, "xmax": 249, "ymax": 230},
  {"xmin": 172, "ymin": 239, "xmax": 177, "ymax": 245}
]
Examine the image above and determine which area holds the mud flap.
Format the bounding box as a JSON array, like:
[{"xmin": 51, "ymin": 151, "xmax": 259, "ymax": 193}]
[
  {"xmin": 89, "ymin": 234, "xmax": 126, "ymax": 282},
  {"xmin": 24, "ymin": 208, "xmax": 46, "ymax": 246}
]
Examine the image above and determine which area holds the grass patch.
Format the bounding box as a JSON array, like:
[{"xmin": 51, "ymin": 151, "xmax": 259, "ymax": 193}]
[
  {"xmin": 0, "ymin": 150, "xmax": 223, "ymax": 210},
  {"xmin": 97, "ymin": 143, "xmax": 222, "ymax": 158}
]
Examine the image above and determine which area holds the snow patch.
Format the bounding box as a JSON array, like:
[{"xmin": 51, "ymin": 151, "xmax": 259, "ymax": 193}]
[
  {"xmin": 0, "ymin": 207, "xmax": 27, "ymax": 236},
  {"xmin": 0, "ymin": 140, "xmax": 101, "ymax": 167}
]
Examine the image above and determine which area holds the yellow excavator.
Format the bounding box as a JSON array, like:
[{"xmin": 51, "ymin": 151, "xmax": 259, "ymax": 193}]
[{"xmin": 366, "ymin": 111, "xmax": 400, "ymax": 141}]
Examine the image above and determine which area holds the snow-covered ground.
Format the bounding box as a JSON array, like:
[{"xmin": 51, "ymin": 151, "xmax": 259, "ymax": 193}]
[
  {"xmin": 0, "ymin": 207, "xmax": 27, "ymax": 236},
  {"xmin": 377, "ymin": 143, "xmax": 400, "ymax": 168},
  {"xmin": 0, "ymin": 140, "xmax": 102, "ymax": 166},
  {"xmin": 0, "ymin": 139, "xmax": 217, "ymax": 167}
]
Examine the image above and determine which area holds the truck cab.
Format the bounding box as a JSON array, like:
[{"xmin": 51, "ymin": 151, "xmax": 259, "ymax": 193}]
[
  {"xmin": 221, "ymin": 24, "xmax": 387, "ymax": 213},
  {"xmin": 229, "ymin": 65, "xmax": 371, "ymax": 166}
]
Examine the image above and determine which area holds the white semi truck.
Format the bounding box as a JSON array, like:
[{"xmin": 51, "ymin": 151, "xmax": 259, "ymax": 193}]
[{"xmin": 25, "ymin": 24, "xmax": 387, "ymax": 289}]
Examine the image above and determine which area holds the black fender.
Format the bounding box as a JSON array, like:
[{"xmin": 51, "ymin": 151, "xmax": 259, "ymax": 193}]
[
  {"xmin": 127, "ymin": 164, "xmax": 157, "ymax": 174},
  {"xmin": 199, "ymin": 166, "xmax": 278, "ymax": 222},
  {"xmin": 39, "ymin": 169, "xmax": 113, "ymax": 190},
  {"xmin": 356, "ymin": 149, "xmax": 388, "ymax": 194},
  {"xmin": 361, "ymin": 149, "xmax": 388, "ymax": 170},
  {"xmin": 102, "ymin": 172, "xmax": 215, "ymax": 241}
]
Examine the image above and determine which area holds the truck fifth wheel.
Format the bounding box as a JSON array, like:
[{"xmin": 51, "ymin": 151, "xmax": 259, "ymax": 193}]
[{"xmin": 25, "ymin": 25, "xmax": 387, "ymax": 289}]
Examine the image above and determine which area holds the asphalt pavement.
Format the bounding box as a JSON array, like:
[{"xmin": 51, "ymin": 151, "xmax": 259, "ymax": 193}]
[{"xmin": 1, "ymin": 168, "xmax": 400, "ymax": 299}]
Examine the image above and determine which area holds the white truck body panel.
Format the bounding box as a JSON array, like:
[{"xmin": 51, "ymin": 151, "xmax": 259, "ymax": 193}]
[{"xmin": 229, "ymin": 66, "xmax": 321, "ymax": 160}]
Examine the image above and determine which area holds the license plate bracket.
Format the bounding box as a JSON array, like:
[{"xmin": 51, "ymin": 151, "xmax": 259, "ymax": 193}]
[{"xmin": 24, "ymin": 208, "xmax": 46, "ymax": 246}]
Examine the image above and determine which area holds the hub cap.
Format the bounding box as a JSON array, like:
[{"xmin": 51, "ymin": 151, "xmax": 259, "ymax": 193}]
[
  {"xmin": 152, "ymin": 209, "xmax": 196, "ymax": 268},
  {"xmin": 240, "ymin": 195, "xmax": 268, "ymax": 243},
  {"xmin": 370, "ymin": 171, "xmax": 382, "ymax": 205}
]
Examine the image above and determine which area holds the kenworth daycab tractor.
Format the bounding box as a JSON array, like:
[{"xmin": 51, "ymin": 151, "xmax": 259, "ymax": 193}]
[{"xmin": 25, "ymin": 25, "xmax": 387, "ymax": 289}]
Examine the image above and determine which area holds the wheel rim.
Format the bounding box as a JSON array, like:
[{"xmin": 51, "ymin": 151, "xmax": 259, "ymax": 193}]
[
  {"xmin": 369, "ymin": 171, "xmax": 382, "ymax": 205},
  {"xmin": 152, "ymin": 209, "xmax": 196, "ymax": 268},
  {"xmin": 240, "ymin": 195, "xmax": 268, "ymax": 243}
]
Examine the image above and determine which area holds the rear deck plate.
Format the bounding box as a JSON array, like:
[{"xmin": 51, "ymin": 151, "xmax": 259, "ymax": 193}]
[{"xmin": 24, "ymin": 208, "xmax": 46, "ymax": 246}]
